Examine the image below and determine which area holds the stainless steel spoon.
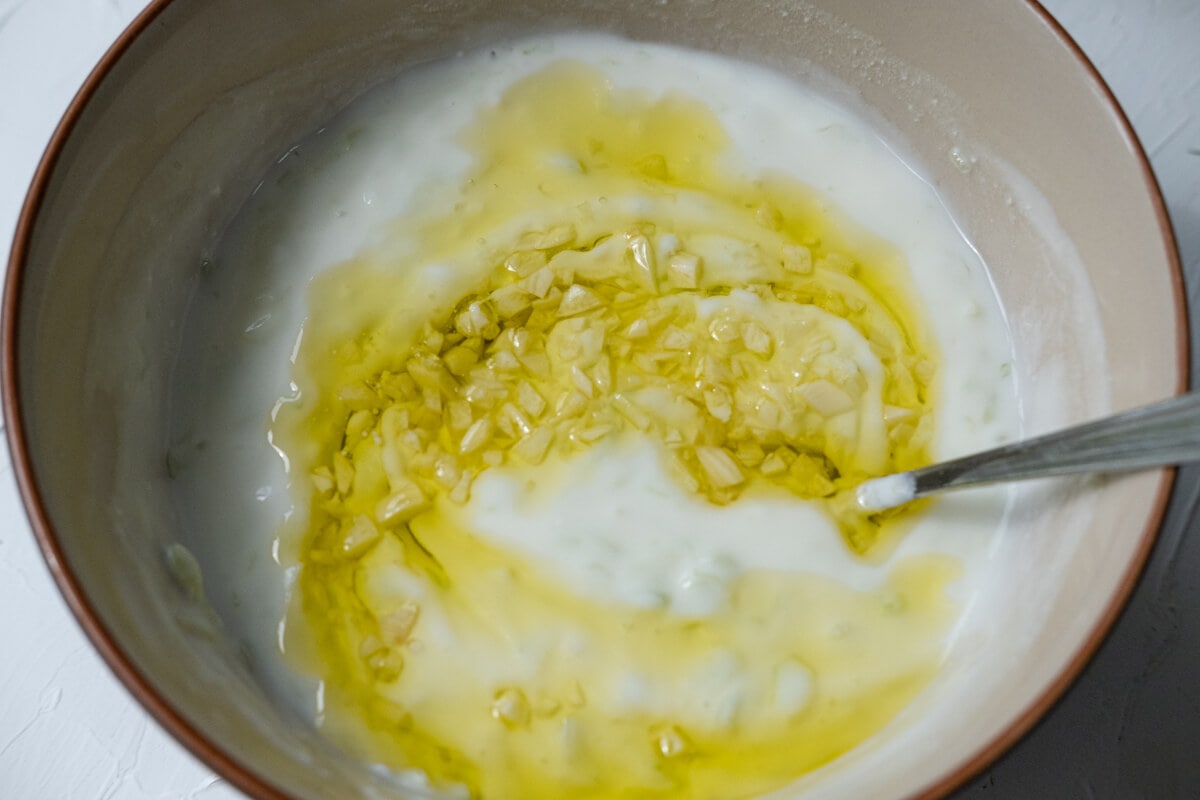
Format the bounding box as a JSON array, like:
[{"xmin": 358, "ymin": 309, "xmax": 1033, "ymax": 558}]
[{"xmin": 855, "ymin": 392, "xmax": 1200, "ymax": 511}]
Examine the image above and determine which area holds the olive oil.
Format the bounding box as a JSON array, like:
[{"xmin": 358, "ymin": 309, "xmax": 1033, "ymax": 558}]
[{"xmin": 274, "ymin": 59, "xmax": 952, "ymax": 799}]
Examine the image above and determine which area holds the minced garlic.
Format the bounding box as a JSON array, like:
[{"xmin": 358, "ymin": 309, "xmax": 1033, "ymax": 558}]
[
  {"xmin": 274, "ymin": 54, "xmax": 947, "ymax": 800},
  {"xmin": 298, "ymin": 221, "xmax": 933, "ymax": 564}
]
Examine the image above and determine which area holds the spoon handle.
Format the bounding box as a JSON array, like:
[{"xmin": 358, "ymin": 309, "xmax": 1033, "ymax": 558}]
[{"xmin": 859, "ymin": 392, "xmax": 1199, "ymax": 510}]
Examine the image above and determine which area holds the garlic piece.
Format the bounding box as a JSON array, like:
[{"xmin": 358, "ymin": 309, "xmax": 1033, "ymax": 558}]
[
  {"xmin": 492, "ymin": 687, "xmax": 532, "ymax": 727},
  {"xmin": 798, "ymin": 379, "xmax": 855, "ymax": 416},
  {"xmin": 459, "ymin": 417, "xmax": 494, "ymax": 454},
  {"xmin": 740, "ymin": 321, "xmax": 773, "ymax": 356},
  {"xmin": 666, "ymin": 252, "xmax": 701, "ymax": 289},
  {"xmin": 695, "ymin": 446, "xmax": 745, "ymax": 488},
  {"xmin": 626, "ymin": 233, "xmax": 658, "ymax": 292},
  {"xmin": 375, "ymin": 482, "xmax": 430, "ymax": 525},
  {"xmin": 782, "ymin": 244, "xmax": 813, "ymax": 274},
  {"xmin": 518, "ymin": 222, "xmax": 576, "ymax": 251},
  {"xmin": 516, "ymin": 381, "xmax": 547, "ymax": 417},
  {"xmin": 380, "ymin": 601, "xmax": 421, "ymax": 645},
  {"xmin": 512, "ymin": 427, "xmax": 554, "ymax": 465},
  {"xmin": 558, "ymin": 284, "xmax": 602, "ymax": 318}
]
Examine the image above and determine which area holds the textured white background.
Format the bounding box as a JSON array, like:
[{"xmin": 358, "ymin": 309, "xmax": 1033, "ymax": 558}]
[{"xmin": 0, "ymin": 1, "xmax": 1197, "ymax": 798}]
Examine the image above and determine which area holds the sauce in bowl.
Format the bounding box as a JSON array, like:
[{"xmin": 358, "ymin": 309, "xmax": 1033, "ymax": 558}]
[{"xmin": 170, "ymin": 33, "xmax": 1020, "ymax": 799}]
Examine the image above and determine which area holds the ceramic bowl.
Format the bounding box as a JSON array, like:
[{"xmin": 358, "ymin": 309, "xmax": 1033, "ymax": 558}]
[{"xmin": 3, "ymin": 1, "xmax": 1184, "ymax": 798}]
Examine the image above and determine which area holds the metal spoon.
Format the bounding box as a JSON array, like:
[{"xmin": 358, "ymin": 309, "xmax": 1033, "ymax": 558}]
[{"xmin": 855, "ymin": 392, "xmax": 1200, "ymax": 511}]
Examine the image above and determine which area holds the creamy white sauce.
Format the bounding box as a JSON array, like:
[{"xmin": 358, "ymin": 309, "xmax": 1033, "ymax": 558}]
[
  {"xmin": 169, "ymin": 33, "xmax": 1020, "ymax": 726},
  {"xmin": 471, "ymin": 440, "xmax": 845, "ymax": 615}
]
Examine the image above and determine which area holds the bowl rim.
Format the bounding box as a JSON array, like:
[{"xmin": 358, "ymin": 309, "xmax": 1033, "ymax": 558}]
[{"xmin": 1, "ymin": 1, "xmax": 1187, "ymax": 798}]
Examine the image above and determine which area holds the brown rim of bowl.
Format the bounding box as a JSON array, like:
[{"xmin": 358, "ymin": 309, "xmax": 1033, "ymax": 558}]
[{"xmin": 0, "ymin": 1, "xmax": 1187, "ymax": 799}]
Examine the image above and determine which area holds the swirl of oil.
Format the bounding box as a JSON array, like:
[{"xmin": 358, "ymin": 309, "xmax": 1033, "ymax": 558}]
[{"xmin": 275, "ymin": 61, "xmax": 950, "ymax": 800}]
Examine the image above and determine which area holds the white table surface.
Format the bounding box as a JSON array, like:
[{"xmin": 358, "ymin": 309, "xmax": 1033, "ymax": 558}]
[{"xmin": 1, "ymin": 1, "xmax": 1197, "ymax": 797}]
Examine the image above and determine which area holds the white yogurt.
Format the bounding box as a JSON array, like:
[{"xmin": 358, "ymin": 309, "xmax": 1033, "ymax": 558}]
[{"xmin": 170, "ymin": 32, "xmax": 1021, "ymax": 748}]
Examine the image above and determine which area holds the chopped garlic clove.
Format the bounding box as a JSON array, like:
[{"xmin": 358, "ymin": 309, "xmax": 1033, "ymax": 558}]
[
  {"xmin": 337, "ymin": 382, "xmax": 377, "ymax": 410},
  {"xmin": 499, "ymin": 402, "xmax": 533, "ymax": 437},
  {"xmin": 703, "ymin": 386, "xmax": 733, "ymax": 422},
  {"xmin": 612, "ymin": 393, "xmax": 652, "ymax": 431},
  {"xmin": 819, "ymin": 252, "xmax": 856, "ymax": 273},
  {"xmin": 459, "ymin": 417, "xmax": 494, "ymax": 454},
  {"xmin": 521, "ymin": 266, "xmax": 555, "ymax": 298},
  {"xmin": 555, "ymin": 391, "xmax": 588, "ymax": 419},
  {"xmin": 365, "ymin": 647, "xmax": 404, "ymax": 683},
  {"xmin": 447, "ymin": 400, "xmax": 474, "ymax": 432},
  {"xmin": 512, "ymin": 427, "xmax": 554, "ymax": 465},
  {"xmin": 740, "ymin": 321, "xmax": 773, "ymax": 356},
  {"xmin": 442, "ymin": 345, "xmax": 478, "ymax": 377},
  {"xmin": 518, "ymin": 222, "xmax": 576, "ymax": 251},
  {"xmin": 516, "ymin": 381, "xmax": 547, "ymax": 417},
  {"xmin": 576, "ymin": 423, "xmax": 614, "ymax": 443},
  {"xmin": 310, "ymin": 467, "xmax": 335, "ymax": 494},
  {"xmin": 624, "ymin": 317, "xmax": 650, "ymax": 339},
  {"xmin": 695, "ymin": 445, "xmax": 745, "ymax": 488},
  {"xmin": 558, "ymin": 284, "xmax": 603, "ymax": 318},
  {"xmin": 491, "ymin": 687, "xmax": 532, "ymax": 727},
  {"xmin": 666, "ymin": 252, "xmax": 701, "ymax": 289},
  {"xmin": 448, "ymin": 471, "xmax": 474, "ymax": 505},
  {"xmin": 340, "ymin": 515, "xmax": 381, "ymax": 558},
  {"xmin": 782, "ymin": 244, "xmax": 813, "ymax": 274},
  {"xmin": 432, "ymin": 454, "xmax": 462, "ymax": 488},
  {"xmin": 375, "ymin": 482, "xmax": 429, "ymax": 524},
  {"xmin": 454, "ymin": 301, "xmax": 497, "ymax": 338},
  {"xmin": 626, "ymin": 233, "xmax": 658, "ymax": 292},
  {"xmin": 652, "ymin": 724, "xmax": 692, "ymax": 759},
  {"xmin": 503, "ymin": 249, "xmax": 547, "ymax": 277},
  {"xmin": 346, "ymin": 409, "xmax": 375, "ymax": 441},
  {"xmin": 798, "ymin": 379, "xmax": 855, "ymax": 416},
  {"xmin": 491, "ymin": 284, "xmax": 534, "ymax": 320},
  {"xmin": 380, "ymin": 601, "xmax": 421, "ymax": 644},
  {"xmin": 659, "ymin": 326, "xmax": 693, "ymax": 352},
  {"xmin": 760, "ymin": 451, "xmax": 788, "ymax": 476},
  {"xmin": 708, "ymin": 314, "xmax": 741, "ymax": 344},
  {"xmin": 570, "ymin": 365, "xmax": 595, "ymax": 398}
]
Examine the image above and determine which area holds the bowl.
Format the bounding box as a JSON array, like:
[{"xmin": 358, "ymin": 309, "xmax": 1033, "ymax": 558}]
[{"xmin": 2, "ymin": 1, "xmax": 1184, "ymax": 798}]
